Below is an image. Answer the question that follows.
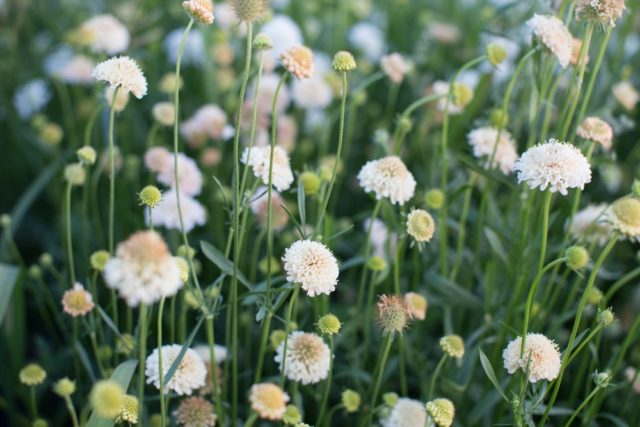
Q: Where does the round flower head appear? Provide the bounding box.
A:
[280,45,314,79]
[242,145,294,192]
[515,139,591,195]
[106,86,130,112]
[144,147,173,174]
[575,0,626,27]
[382,398,426,427]
[53,377,76,397]
[342,389,361,413]
[93,56,148,99]
[139,185,162,208]
[254,33,274,51]
[104,231,183,306]
[612,81,639,111]
[182,0,214,24]
[282,240,339,297]
[77,146,97,165]
[157,152,203,196]
[566,245,590,270]
[569,203,612,246]
[148,189,206,233]
[404,292,427,320]
[357,156,416,205]
[62,283,95,317]
[503,333,561,383]
[527,14,573,68]
[116,395,138,425]
[19,364,46,386]
[90,380,125,419]
[181,104,229,147]
[78,15,130,55]
[91,250,110,271]
[249,383,290,420]
[487,43,507,66]
[377,294,412,336]
[467,127,518,174]
[146,345,207,395]
[380,53,409,84]
[64,164,86,186]
[230,0,269,22]
[283,405,302,424]
[432,81,473,115]
[426,398,455,427]
[153,102,176,127]
[174,396,217,427]
[333,51,357,72]
[607,197,640,241]
[440,335,465,359]
[577,117,613,150]
[317,313,341,335]
[275,331,331,384]
[406,209,435,244]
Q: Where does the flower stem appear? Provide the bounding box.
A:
[279,285,300,387]
[428,354,448,400]
[65,182,75,285]
[157,297,166,427]
[316,335,335,426]
[30,386,37,419]
[562,385,602,427]
[108,86,120,255]
[63,395,80,427]
[137,304,148,424]
[206,315,223,424]
[360,334,394,427]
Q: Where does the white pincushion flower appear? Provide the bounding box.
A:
[503,333,561,383]
[527,14,573,68]
[157,153,203,196]
[93,56,148,99]
[181,104,229,146]
[144,147,173,175]
[275,331,331,384]
[515,139,591,195]
[612,81,639,111]
[80,14,130,55]
[382,398,427,427]
[152,102,176,127]
[576,116,613,150]
[13,79,51,119]
[242,145,294,192]
[194,344,228,365]
[150,189,206,232]
[607,197,640,242]
[467,127,518,174]
[249,383,290,420]
[283,240,339,297]
[56,55,95,85]
[380,53,410,84]
[104,231,183,306]
[569,203,613,246]
[291,76,333,110]
[357,156,416,205]
[145,344,207,395]
[348,22,386,62]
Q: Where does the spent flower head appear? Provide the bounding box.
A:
[230,0,269,23]
[377,294,411,336]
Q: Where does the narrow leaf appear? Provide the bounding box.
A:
[0,263,19,326]
[479,349,508,402]
[201,241,254,290]
[164,316,204,385]
[297,178,306,227]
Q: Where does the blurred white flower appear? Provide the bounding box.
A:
[80,14,130,55]
[382,398,427,427]
[157,152,203,196]
[261,15,303,58]
[13,79,51,119]
[146,345,207,395]
[349,22,386,62]
[150,189,207,232]
[164,27,205,66]
[275,331,331,384]
[291,76,333,110]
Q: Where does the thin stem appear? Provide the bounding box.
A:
[158,297,166,427]
[279,285,300,387]
[244,412,258,427]
[562,385,602,427]
[357,200,383,312]
[30,386,37,419]
[538,191,553,273]
[315,72,349,235]
[63,395,80,427]
[428,354,448,400]
[604,266,640,304]
[206,316,223,424]
[450,174,476,281]
[137,304,148,424]
[108,86,120,255]
[65,182,75,285]
[392,93,446,152]
[316,336,335,426]
[539,235,617,425]
[361,334,394,427]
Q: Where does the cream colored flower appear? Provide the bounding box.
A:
[93,56,147,99]
[79,15,130,55]
[357,156,416,206]
[467,127,518,174]
[612,81,639,111]
[153,102,176,127]
[242,145,294,192]
[406,209,435,243]
[182,0,214,24]
[380,53,410,84]
[275,331,331,384]
[503,333,561,383]
[382,398,426,427]
[150,189,206,233]
[62,283,95,317]
[569,203,613,246]
[527,14,573,68]
[404,292,427,320]
[282,240,339,297]
[174,396,217,427]
[575,0,626,27]
[280,45,314,79]
[146,345,207,395]
[576,117,613,150]
[607,197,640,242]
[426,398,455,427]
[249,383,289,420]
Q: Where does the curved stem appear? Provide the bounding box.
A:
[360,334,394,427]
[604,266,640,305]
[358,200,383,316]
[316,335,335,426]
[428,354,448,400]
[63,395,80,427]
[562,385,602,427]
[450,174,476,281]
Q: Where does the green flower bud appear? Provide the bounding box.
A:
[317,313,341,335]
[253,33,273,51]
[366,255,387,272]
[341,389,361,412]
[332,51,357,72]
[425,189,445,210]
[300,171,322,195]
[53,377,76,397]
[566,245,589,270]
[487,43,507,66]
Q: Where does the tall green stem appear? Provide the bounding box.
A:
[279,285,300,387]
[562,385,602,427]
[108,87,119,255]
[137,304,148,424]
[316,336,335,426]
[428,354,448,400]
[157,297,166,427]
[360,334,394,427]
[65,182,75,285]
[206,316,223,423]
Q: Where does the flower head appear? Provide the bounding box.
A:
[576,117,613,150]
[404,292,427,320]
[139,185,162,208]
[77,146,97,165]
[566,246,590,270]
[254,33,274,51]
[426,398,455,427]
[90,380,125,419]
[148,189,206,233]
[104,231,183,306]
[250,186,289,231]
[341,389,361,413]
[275,332,331,384]
[249,383,289,420]
[182,0,214,24]
[440,335,465,359]
[503,333,561,383]
[317,313,341,335]
[467,127,518,174]
[242,146,294,192]
[19,364,46,386]
[153,102,176,127]
[382,398,426,427]
[381,53,409,84]
[515,139,591,195]
[357,156,416,205]
[230,0,269,22]
[527,14,573,68]
[282,240,339,297]
[377,295,411,336]
[62,283,95,317]
[78,15,130,55]
[575,0,625,27]
[157,152,203,196]
[283,405,302,424]
[569,203,612,246]
[146,345,207,395]
[333,51,357,72]
[116,395,139,425]
[91,250,110,271]
[280,46,314,79]
[406,209,435,244]
[174,396,217,427]
[53,378,76,397]
[64,164,86,186]
[607,197,640,241]
[612,81,639,111]
[93,56,147,99]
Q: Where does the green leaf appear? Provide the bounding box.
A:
[201,241,254,290]
[0,263,19,326]
[297,178,306,227]
[86,359,138,427]
[96,306,123,340]
[484,227,508,265]
[164,316,204,385]
[478,349,508,402]
[424,272,482,308]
